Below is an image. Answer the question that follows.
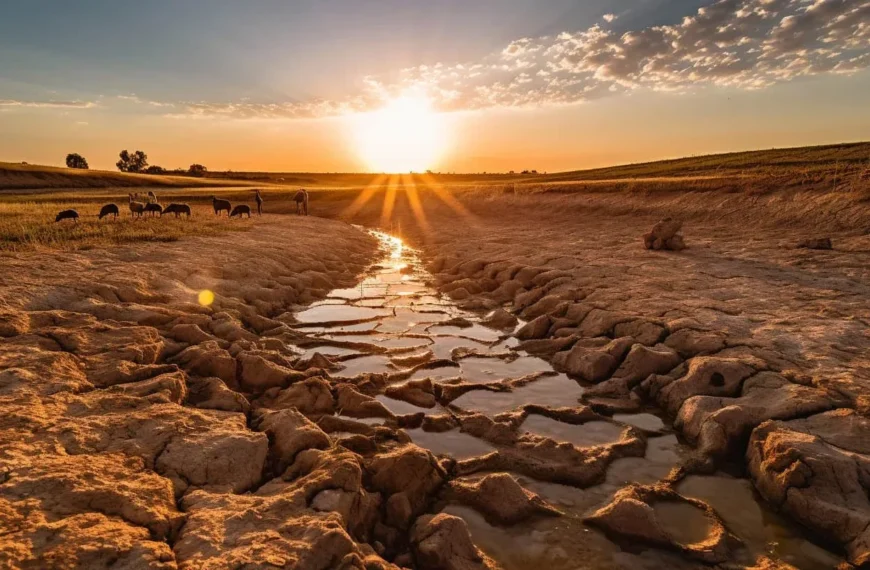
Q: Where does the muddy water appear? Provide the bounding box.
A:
[294,232,842,569]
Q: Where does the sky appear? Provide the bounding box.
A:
[0,0,868,173]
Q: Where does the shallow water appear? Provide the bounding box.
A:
[292,231,839,569]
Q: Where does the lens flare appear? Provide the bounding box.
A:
[198,290,215,306]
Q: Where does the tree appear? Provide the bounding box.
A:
[116,150,148,173]
[188,164,207,177]
[144,165,166,175]
[66,153,89,169]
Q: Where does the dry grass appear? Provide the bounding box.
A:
[0,201,253,252]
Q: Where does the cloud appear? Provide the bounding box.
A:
[148,0,870,120]
[0,99,97,109]
[602,13,618,22]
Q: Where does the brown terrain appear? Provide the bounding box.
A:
[2,142,870,569]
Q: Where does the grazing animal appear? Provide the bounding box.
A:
[230,204,252,218]
[212,196,231,217]
[162,203,191,218]
[294,189,309,215]
[98,203,119,220]
[129,193,146,218]
[147,191,157,204]
[144,203,163,217]
[55,209,79,223]
[254,190,263,215]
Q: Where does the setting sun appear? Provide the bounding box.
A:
[352,95,447,173]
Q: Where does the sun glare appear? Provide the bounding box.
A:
[353,96,447,173]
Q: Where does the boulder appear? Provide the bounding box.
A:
[385,378,437,409]
[515,315,551,341]
[411,514,499,570]
[260,376,336,415]
[481,309,518,330]
[367,445,446,515]
[336,384,394,419]
[449,473,561,524]
[253,407,331,473]
[171,341,237,387]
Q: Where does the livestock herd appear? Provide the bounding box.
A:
[53,189,310,223]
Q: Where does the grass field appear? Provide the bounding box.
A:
[0,202,252,252]
[2,141,868,251]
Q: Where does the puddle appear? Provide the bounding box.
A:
[429,335,492,360]
[460,356,553,383]
[375,395,441,416]
[295,304,391,324]
[652,501,712,545]
[522,415,625,448]
[612,413,665,433]
[299,346,360,358]
[337,355,395,377]
[406,429,496,460]
[451,374,584,414]
[677,475,845,569]
[429,324,502,343]
[606,435,686,488]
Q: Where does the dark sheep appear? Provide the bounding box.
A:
[144,203,163,217]
[212,196,231,217]
[55,209,79,223]
[98,203,119,220]
[230,204,252,218]
[162,203,191,218]
[128,193,145,218]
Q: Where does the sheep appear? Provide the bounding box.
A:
[98,203,120,220]
[212,196,231,217]
[55,209,79,223]
[144,203,163,217]
[294,189,309,215]
[129,193,146,218]
[162,203,191,218]
[147,191,157,204]
[230,204,252,218]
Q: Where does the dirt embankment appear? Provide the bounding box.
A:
[0,216,396,568]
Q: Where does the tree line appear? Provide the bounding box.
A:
[65,151,207,177]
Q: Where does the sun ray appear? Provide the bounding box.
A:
[401,173,430,235]
[418,172,475,221]
[341,174,388,219]
[380,174,399,229]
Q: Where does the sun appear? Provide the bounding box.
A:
[353,95,447,173]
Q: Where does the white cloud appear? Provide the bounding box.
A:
[603,13,618,22]
[0,99,97,109]
[138,0,870,120]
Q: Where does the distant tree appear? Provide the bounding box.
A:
[144,165,166,175]
[521,170,530,174]
[531,170,538,174]
[66,153,89,169]
[116,150,148,173]
[188,163,207,177]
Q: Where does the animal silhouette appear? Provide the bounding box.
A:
[98,203,119,220]
[162,203,191,218]
[230,204,252,218]
[55,209,79,223]
[212,196,231,217]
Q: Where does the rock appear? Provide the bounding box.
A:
[645,356,757,415]
[604,344,682,394]
[676,372,834,459]
[260,376,336,415]
[643,218,686,251]
[448,287,471,301]
[155,426,268,495]
[613,320,666,346]
[367,445,446,515]
[515,315,551,340]
[411,513,499,570]
[187,376,250,413]
[386,491,414,529]
[107,370,188,404]
[385,378,437,408]
[0,512,177,569]
[585,485,729,563]
[521,295,566,320]
[552,338,632,383]
[797,238,833,250]
[294,351,343,372]
[168,323,223,346]
[238,352,307,393]
[747,410,870,566]
[449,473,561,524]
[336,384,394,419]
[664,329,727,358]
[481,309,518,330]
[253,407,331,473]
[391,350,435,368]
[171,341,237,388]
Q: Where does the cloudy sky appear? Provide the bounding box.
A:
[1,0,868,172]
